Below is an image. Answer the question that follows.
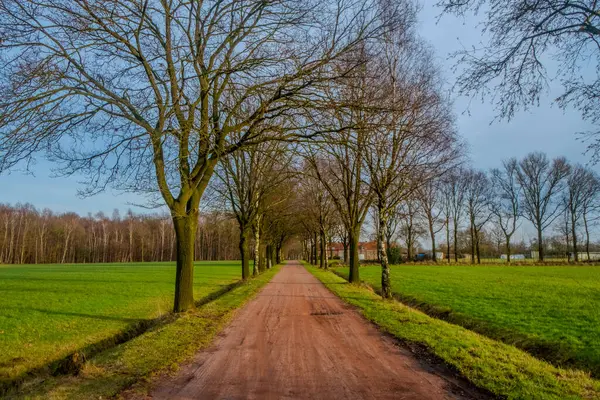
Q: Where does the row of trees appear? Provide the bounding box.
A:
[0,205,241,264]
[368,152,600,264]
[291,2,459,298]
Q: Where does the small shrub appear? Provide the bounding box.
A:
[387,247,402,264]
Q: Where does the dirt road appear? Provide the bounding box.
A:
[151,262,480,400]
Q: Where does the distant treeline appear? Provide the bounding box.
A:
[0,204,240,264]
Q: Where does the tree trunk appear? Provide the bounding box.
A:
[428,215,437,262]
[266,244,272,269]
[406,223,413,261]
[446,216,451,264]
[239,228,251,280]
[537,225,544,262]
[571,210,578,262]
[173,213,198,313]
[343,241,349,265]
[376,219,382,262]
[348,226,360,283]
[475,229,481,264]
[61,230,71,264]
[584,212,591,260]
[276,242,282,264]
[253,218,261,276]
[323,234,329,269]
[505,236,511,263]
[453,222,459,262]
[378,204,391,299]
[319,230,325,268]
[470,219,476,265]
[313,231,318,265]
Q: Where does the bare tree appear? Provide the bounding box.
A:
[397,199,425,261]
[565,164,600,261]
[362,11,457,296]
[304,53,376,283]
[581,171,600,259]
[444,169,468,262]
[299,166,337,269]
[490,159,520,263]
[416,179,446,262]
[464,169,492,264]
[216,139,293,278]
[438,0,600,161]
[516,152,570,261]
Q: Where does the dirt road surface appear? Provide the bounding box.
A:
[150,262,482,400]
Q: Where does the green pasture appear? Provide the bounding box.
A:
[0,261,243,386]
[335,264,600,376]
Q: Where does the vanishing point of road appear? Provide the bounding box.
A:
[150,261,484,400]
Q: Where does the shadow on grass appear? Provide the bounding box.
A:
[0,281,242,396]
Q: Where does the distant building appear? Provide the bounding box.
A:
[328,241,378,261]
[358,241,378,260]
[500,254,526,260]
[569,252,600,262]
[416,252,445,261]
[329,242,345,259]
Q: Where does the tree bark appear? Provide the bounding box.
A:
[584,212,591,260]
[571,210,578,262]
[453,222,459,262]
[319,230,326,268]
[266,245,272,269]
[428,215,437,262]
[470,219,476,265]
[348,226,360,283]
[377,205,391,299]
[253,217,261,276]
[475,230,481,264]
[446,216,451,264]
[276,242,282,264]
[537,224,544,262]
[505,237,512,263]
[173,213,198,313]
[343,240,349,265]
[313,231,318,265]
[239,228,251,280]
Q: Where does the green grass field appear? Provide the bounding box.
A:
[0,261,244,387]
[335,264,600,376]
[308,264,600,400]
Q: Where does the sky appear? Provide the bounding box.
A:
[0,2,597,219]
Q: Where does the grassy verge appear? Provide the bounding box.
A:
[334,264,600,377]
[305,264,600,400]
[9,264,281,400]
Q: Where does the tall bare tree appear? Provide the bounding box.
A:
[464,169,492,264]
[565,164,600,261]
[397,199,425,261]
[489,159,520,262]
[361,0,457,296]
[216,139,293,278]
[444,169,468,262]
[416,179,446,262]
[581,171,600,259]
[516,152,570,261]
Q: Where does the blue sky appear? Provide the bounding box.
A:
[0,2,596,217]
